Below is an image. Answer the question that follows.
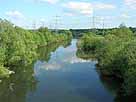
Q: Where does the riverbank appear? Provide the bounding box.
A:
[0,19,72,78]
[77,27,136,96]
[0,39,117,102]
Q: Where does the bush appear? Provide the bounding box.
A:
[0,19,72,78]
[77,27,136,96]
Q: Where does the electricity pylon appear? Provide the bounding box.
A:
[54,15,61,33]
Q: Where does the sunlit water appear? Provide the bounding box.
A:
[27,39,115,102]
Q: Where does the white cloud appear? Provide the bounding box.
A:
[5,10,29,28]
[121,13,130,19]
[124,0,136,9]
[35,0,59,4]
[39,18,46,22]
[94,3,116,9]
[40,57,91,71]
[62,1,93,16]
[62,1,116,16]
[43,63,61,71]
[6,10,24,19]
[69,57,90,64]
[64,12,75,16]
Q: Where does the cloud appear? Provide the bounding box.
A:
[35,0,59,4]
[5,10,29,28]
[38,57,90,71]
[6,10,24,19]
[39,18,46,23]
[63,55,91,64]
[43,63,61,71]
[121,13,131,19]
[62,1,93,16]
[124,0,136,9]
[64,12,75,16]
[94,3,116,10]
[62,1,116,16]
[69,57,90,64]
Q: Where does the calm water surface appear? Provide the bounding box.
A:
[0,39,120,102]
[29,39,116,102]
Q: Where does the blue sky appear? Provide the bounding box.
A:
[1,0,136,29]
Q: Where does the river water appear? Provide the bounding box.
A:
[0,39,121,102]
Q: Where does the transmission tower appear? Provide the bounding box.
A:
[101,17,105,35]
[40,20,45,27]
[32,20,36,30]
[49,23,52,30]
[54,15,61,33]
[92,12,96,33]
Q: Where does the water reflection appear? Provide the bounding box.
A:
[32,39,114,102]
[76,41,136,102]
[35,40,92,72]
[0,39,133,102]
[0,40,71,102]
[0,64,37,102]
[99,74,136,102]
[37,40,71,62]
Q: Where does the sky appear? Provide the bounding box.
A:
[1,0,136,29]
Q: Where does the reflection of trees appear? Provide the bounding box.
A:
[37,40,71,62]
[98,71,121,95]
[77,46,136,102]
[62,39,71,48]
[0,64,37,102]
[97,69,136,102]
[76,49,96,60]
[0,35,72,102]
[37,44,59,62]
[114,94,136,102]
[0,39,72,102]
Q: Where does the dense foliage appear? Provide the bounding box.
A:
[0,19,72,78]
[70,26,136,38]
[77,26,136,96]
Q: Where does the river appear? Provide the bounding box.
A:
[0,39,121,102]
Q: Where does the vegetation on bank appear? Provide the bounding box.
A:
[77,26,136,96]
[70,26,136,38]
[0,39,71,101]
[0,19,72,78]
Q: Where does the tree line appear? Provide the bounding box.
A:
[71,26,136,38]
[77,25,136,96]
[0,19,72,78]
